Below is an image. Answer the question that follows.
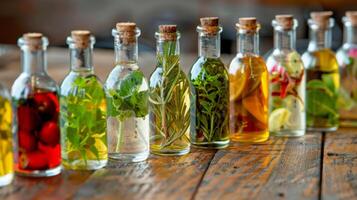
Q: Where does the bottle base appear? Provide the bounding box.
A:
[191,140,229,149]
[109,151,149,162]
[15,166,61,177]
[150,147,190,156]
[307,126,338,132]
[62,160,108,170]
[0,173,14,187]
[230,131,269,143]
[339,119,357,128]
[270,129,305,137]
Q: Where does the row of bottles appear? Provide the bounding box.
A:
[0,11,356,186]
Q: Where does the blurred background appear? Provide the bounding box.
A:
[0,0,356,56]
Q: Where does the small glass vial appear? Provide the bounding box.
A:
[302,11,339,131]
[60,30,108,170]
[266,15,306,136]
[229,18,269,143]
[0,83,13,186]
[149,25,191,155]
[11,33,61,177]
[336,11,357,127]
[105,22,149,162]
[189,17,229,148]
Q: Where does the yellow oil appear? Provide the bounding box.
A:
[229,55,269,143]
[0,97,13,178]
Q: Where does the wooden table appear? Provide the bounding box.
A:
[0,47,356,200]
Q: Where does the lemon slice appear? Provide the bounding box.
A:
[269,108,291,132]
[284,52,304,78]
[229,70,247,101]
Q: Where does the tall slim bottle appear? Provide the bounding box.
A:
[189,17,229,148]
[302,11,339,131]
[229,18,269,143]
[105,22,149,162]
[149,25,190,155]
[60,30,108,170]
[12,33,61,177]
[336,11,357,127]
[0,84,13,186]
[266,15,306,136]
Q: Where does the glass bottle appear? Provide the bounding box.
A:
[0,83,13,186]
[302,11,339,131]
[266,15,306,136]
[105,23,149,162]
[60,30,108,170]
[11,33,61,177]
[189,17,229,148]
[336,11,357,127]
[149,25,190,155]
[229,18,269,143]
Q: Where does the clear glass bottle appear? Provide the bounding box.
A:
[302,11,339,131]
[336,11,357,127]
[0,83,13,186]
[105,23,149,162]
[189,17,229,148]
[149,25,190,155]
[266,15,306,136]
[229,18,269,143]
[11,33,61,177]
[60,30,108,170]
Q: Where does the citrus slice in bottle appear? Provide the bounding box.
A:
[229,69,247,101]
[269,108,291,132]
[242,88,267,124]
[284,51,304,78]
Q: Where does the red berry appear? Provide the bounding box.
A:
[38,121,60,146]
[34,92,58,121]
[18,106,40,131]
[38,143,61,168]
[26,151,49,170]
[18,130,37,151]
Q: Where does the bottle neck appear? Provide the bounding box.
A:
[156,39,180,57]
[274,29,295,51]
[198,31,220,58]
[344,25,357,45]
[70,47,93,72]
[21,49,47,75]
[308,27,332,50]
[237,31,259,55]
[114,38,138,65]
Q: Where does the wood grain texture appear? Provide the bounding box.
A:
[322,128,357,200]
[0,170,93,200]
[73,148,216,200]
[194,133,322,200]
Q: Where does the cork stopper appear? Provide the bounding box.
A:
[23,33,44,50]
[71,30,91,49]
[200,17,220,34]
[310,11,333,28]
[346,11,357,26]
[275,15,294,30]
[158,25,177,41]
[116,22,137,44]
[236,17,260,32]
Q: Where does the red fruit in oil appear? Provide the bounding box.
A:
[39,121,60,146]
[18,106,40,131]
[18,130,37,151]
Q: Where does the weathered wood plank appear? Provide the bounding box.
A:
[73,148,216,200]
[322,128,357,200]
[194,133,322,200]
[0,170,93,200]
